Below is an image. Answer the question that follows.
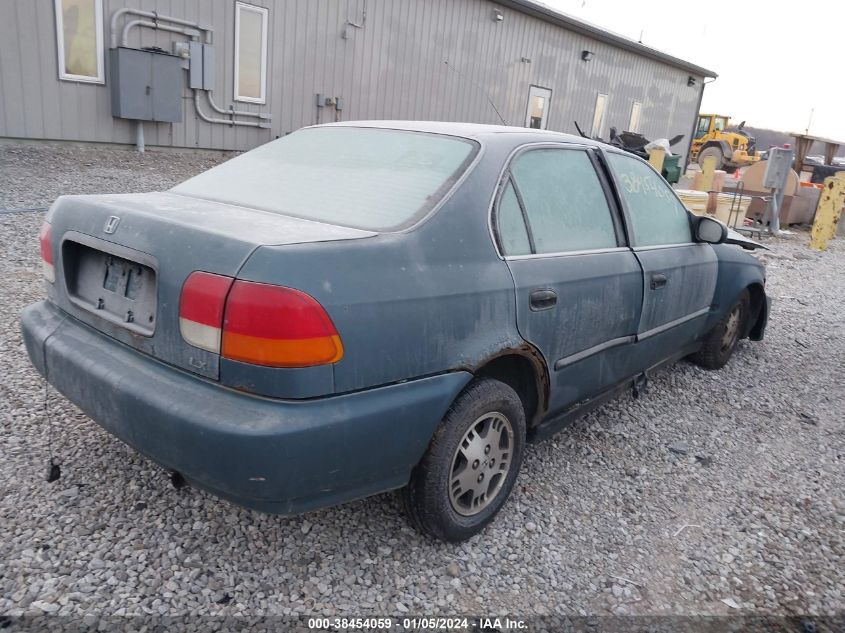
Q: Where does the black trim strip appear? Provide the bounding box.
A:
[636,307,710,341]
[508,175,537,254]
[554,335,635,371]
[553,307,711,370]
[587,149,627,247]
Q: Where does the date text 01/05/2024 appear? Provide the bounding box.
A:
[306,617,528,630]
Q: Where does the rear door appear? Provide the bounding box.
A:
[604,150,717,368]
[494,144,643,415]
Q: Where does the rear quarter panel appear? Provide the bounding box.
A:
[235,144,524,394]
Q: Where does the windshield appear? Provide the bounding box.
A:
[172,127,479,231]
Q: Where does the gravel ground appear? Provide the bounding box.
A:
[0,144,231,210]
[1,145,844,622]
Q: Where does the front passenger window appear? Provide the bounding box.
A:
[606,152,692,247]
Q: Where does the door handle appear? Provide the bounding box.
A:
[650,273,668,290]
[529,289,557,311]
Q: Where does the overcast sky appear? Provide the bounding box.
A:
[543,0,844,141]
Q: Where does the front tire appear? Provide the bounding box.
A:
[691,290,749,370]
[698,146,724,171]
[402,378,526,542]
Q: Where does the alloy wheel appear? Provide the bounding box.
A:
[448,412,514,516]
[721,304,742,352]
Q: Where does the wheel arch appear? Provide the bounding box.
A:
[701,140,732,160]
[744,282,766,339]
[708,245,767,336]
[472,346,549,428]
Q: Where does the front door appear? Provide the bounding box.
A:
[494,145,643,414]
[604,150,718,369]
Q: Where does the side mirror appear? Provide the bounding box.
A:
[695,215,728,244]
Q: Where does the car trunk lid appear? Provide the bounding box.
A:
[46,192,374,380]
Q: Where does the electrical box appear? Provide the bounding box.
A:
[172,42,191,69]
[188,42,215,90]
[763,147,795,190]
[109,47,183,123]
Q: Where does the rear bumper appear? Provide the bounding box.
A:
[21,300,471,515]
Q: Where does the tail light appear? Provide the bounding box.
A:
[222,281,344,367]
[179,272,234,354]
[39,222,55,283]
[179,273,343,367]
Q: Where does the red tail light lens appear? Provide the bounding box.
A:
[221,281,344,368]
[179,273,344,368]
[179,272,234,353]
[39,222,55,283]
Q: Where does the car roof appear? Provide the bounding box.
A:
[317,120,604,147]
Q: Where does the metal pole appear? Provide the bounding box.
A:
[810,175,845,250]
[136,120,145,153]
[768,191,780,236]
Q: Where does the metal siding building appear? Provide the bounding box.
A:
[0,0,714,160]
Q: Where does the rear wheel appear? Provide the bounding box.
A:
[698,146,724,171]
[402,378,526,542]
[691,290,749,370]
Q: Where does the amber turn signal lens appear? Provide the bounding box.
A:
[221,280,343,368]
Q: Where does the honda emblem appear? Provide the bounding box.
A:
[103,216,120,234]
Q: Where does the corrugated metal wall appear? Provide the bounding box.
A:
[0,0,705,159]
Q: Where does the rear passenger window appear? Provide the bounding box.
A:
[507,149,618,254]
[496,181,532,256]
[606,152,692,247]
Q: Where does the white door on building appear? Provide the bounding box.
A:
[629,101,642,133]
[525,86,552,129]
[592,93,608,138]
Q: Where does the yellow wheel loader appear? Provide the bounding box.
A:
[690,114,760,174]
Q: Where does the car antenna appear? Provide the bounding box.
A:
[573,121,590,139]
[44,379,61,483]
[443,60,508,126]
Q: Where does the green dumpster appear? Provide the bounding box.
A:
[662,155,682,184]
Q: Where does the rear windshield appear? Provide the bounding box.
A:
[172,127,478,231]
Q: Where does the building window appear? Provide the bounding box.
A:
[54,0,104,83]
[234,2,269,103]
[525,86,552,130]
[591,93,608,138]
[629,101,642,134]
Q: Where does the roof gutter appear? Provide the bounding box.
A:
[495,0,718,78]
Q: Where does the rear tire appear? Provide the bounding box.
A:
[691,290,749,370]
[402,378,526,542]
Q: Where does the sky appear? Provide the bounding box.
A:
[542,0,845,141]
